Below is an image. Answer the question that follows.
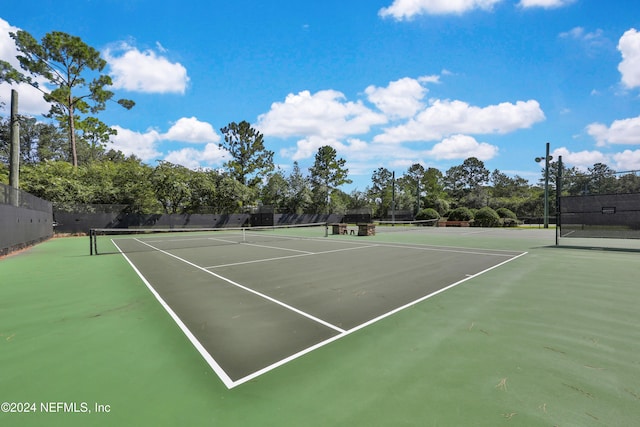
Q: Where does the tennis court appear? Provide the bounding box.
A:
[3,225,640,426]
[94,225,525,388]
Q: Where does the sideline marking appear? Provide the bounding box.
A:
[132,238,346,335]
[230,250,529,388]
[111,239,235,388]
[116,236,527,389]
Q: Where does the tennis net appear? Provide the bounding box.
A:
[376,219,438,231]
[89,222,329,255]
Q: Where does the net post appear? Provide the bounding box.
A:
[324,222,329,237]
[89,229,94,255]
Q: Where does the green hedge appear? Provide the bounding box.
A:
[473,207,500,227]
[447,207,474,221]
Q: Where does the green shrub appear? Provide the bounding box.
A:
[473,207,500,227]
[496,207,517,220]
[415,208,440,225]
[447,207,474,221]
[432,199,450,216]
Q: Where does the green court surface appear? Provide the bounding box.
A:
[1,227,639,426]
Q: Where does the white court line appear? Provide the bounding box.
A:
[207,237,241,244]
[132,238,346,336]
[310,234,524,256]
[111,239,235,388]
[205,244,378,269]
[116,236,528,389]
[240,242,314,254]
[367,242,517,258]
[229,250,530,388]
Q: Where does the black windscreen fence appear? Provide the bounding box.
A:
[559,193,640,240]
[1,183,53,256]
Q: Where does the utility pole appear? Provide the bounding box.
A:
[9,89,20,206]
[416,177,421,217]
[391,171,396,224]
[556,155,563,245]
[535,142,552,229]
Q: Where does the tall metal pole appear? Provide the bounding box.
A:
[9,89,19,187]
[556,155,563,245]
[544,142,550,229]
[9,89,20,206]
[391,171,396,224]
[416,177,420,217]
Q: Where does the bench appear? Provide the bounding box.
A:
[357,223,376,236]
[331,223,348,235]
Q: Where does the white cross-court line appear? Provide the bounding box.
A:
[132,238,347,334]
[240,242,314,254]
[205,244,378,269]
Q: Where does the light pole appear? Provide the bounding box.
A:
[391,171,396,224]
[535,142,553,228]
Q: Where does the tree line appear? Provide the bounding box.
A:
[2,113,639,219]
[2,28,640,220]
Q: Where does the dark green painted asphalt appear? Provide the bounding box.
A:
[2,229,639,426]
[113,235,523,383]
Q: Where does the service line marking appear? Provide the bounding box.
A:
[132,238,346,335]
[205,244,377,269]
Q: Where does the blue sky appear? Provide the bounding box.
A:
[2,0,640,191]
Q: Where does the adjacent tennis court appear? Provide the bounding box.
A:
[92,224,525,388]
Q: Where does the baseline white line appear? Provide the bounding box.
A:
[205,245,378,269]
[115,235,528,389]
[367,242,517,257]
[110,239,235,389]
[133,238,346,335]
[207,237,241,244]
[240,242,314,254]
[325,235,523,256]
[344,251,529,336]
[226,250,530,388]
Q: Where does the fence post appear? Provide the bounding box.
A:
[9,89,20,207]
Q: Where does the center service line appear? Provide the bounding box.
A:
[132,238,347,334]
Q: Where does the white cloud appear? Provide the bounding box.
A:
[587,115,640,146]
[109,117,224,167]
[365,76,434,119]
[550,147,640,172]
[612,150,640,171]
[256,89,387,139]
[0,81,50,116]
[618,28,640,89]
[0,18,50,115]
[162,117,220,143]
[559,27,603,42]
[108,126,163,161]
[104,43,189,94]
[164,143,228,168]
[518,0,575,8]
[559,27,607,55]
[551,147,608,171]
[427,134,498,160]
[379,0,502,19]
[281,136,371,161]
[374,99,545,143]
